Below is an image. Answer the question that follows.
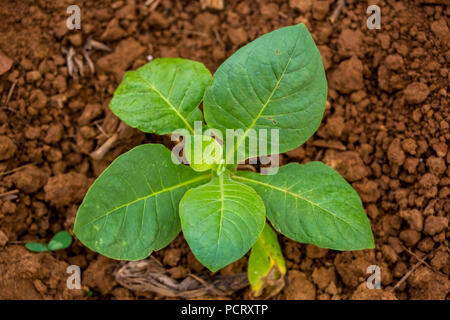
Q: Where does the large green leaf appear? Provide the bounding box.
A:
[248,223,286,298]
[204,24,327,162]
[234,162,374,250]
[179,173,266,271]
[110,58,212,135]
[74,144,210,260]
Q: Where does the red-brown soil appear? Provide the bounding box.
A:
[0,0,448,300]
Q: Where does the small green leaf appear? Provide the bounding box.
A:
[48,231,72,251]
[110,58,212,135]
[248,223,286,298]
[204,24,327,162]
[25,242,49,252]
[180,173,266,272]
[184,135,223,172]
[74,144,211,260]
[234,162,374,251]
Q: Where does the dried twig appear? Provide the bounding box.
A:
[5,79,18,107]
[187,273,226,296]
[62,47,77,80]
[82,48,95,75]
[85,37,112,52]
[115,259,248,298]
[148,0,161,11]
[401,245,445,277]
[90,133,119,160]
[0,163,35,177]
[73,56,85,77]
[391,252,432,292]
[0,189,19,199]
[90,123,127,160]
[329,0,346,24]
[213,29,225,49]
[64,37,111,80]
[0,106,17,113]
[94,121,110,138]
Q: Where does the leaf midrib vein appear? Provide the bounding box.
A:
[217,174,225,248]
[80,174,210,228]
[227,35,300,163]
[232,175,356,228]
[136,72,195,134]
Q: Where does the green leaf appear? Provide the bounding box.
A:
[184,135,223,172]
[248,223,286,298]
[110,58,212,135]
[74,144,211,260]
[48,231,72,251]
[179,173,266,272]
[25,242,49,252]
[204,24,327,162]
[234,162,374,251]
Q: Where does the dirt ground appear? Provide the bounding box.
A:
[0,0,448,300]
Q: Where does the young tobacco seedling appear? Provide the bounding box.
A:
[26,231,73,253]
[74,24,374,296]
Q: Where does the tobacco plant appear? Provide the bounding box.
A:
[74,24,374,296]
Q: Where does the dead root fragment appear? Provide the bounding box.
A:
[390,252,432,292]
[114,259,249,298]
[82,48,95,75]
[5,79,18,107]
[329,0,346,24]
[73,55,85,77]
[0,189,19,201]
[0,162,36,177]
[90,133,119,160]
[84,37,112,52]
[62,47,79,81]
[145,0,161,11]
[63,37,111,80]
[89,122,127,160]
